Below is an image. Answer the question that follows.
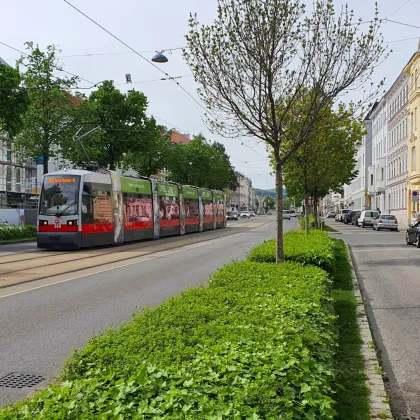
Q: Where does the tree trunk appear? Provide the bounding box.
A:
[43,147,49,175]
[314,197,319,228]
[275,162,284,263]
[304,194,310,234]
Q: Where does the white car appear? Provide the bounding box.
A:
[282,210,291,220]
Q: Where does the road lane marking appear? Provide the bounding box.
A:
[0,228,262,299]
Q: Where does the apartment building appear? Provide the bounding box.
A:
[228,172,256,211]
[369,96,387,213]
[404,41,420,223]
[386,72,409,226]
[343,104,375,212]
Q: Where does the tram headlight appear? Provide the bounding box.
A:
[39,220,48,226]
[67,220,78,226]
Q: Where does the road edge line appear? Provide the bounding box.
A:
[346,244,393,420]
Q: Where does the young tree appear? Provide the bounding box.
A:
[61,82,151,170]
[15,43,79,174]
[263,195,275,212]
[184,0,386,261]
[282,105,363,232]
[0,63,28,136]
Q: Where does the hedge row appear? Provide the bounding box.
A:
[248,230,336,273]
[0,225,37,241]
[1,261,337,419]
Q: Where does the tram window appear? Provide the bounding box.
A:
[123,192,153,222]
[82,184,93,224]
[93,189,113,224]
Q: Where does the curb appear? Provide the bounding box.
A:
[346,244,393,420]
[0,238,36,246]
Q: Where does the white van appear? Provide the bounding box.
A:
[358,210,379,228]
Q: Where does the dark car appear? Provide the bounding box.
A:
[406,221,420,247]
[351,211,361,226]
[343,210,358,225]
[227,211,239,220]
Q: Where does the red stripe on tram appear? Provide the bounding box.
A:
[82,223,114,234]
[124,221,154,230]
[160,219,180,227]
[38,225,79,233]
[185,218,200,225]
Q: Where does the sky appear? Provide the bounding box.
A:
[1,0,420,189]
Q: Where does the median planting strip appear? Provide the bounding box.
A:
[0,225,37,242]
[0,229,376,418]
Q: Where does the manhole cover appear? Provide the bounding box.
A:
[0,372,45,389]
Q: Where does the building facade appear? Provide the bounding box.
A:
[228,172,256,211]
[386,72,409,226]
[343,105,375,212]
[369,96,387,214]
[404,42,420,223]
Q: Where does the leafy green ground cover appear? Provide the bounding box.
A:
[248,230,335,273]
[1,260,337,419]
[0,230,369,419]
[0,225,36,241]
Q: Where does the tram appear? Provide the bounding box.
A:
[37,169,226,249]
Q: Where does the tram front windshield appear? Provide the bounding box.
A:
[39,176,80,217]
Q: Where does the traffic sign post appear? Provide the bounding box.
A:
[412,190,419,203]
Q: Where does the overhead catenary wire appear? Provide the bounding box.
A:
[63,0,210,117]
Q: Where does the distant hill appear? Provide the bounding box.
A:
[254,188,286,198]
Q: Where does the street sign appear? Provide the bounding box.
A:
[412,190,419,203]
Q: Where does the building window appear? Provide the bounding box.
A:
[381,167,384,180]
[413,146,417,171]
[370,174,373,186]
[15,168,21,193]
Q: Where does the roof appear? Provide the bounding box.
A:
[170,131,190,144]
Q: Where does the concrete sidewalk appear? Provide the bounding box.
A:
[326,218,420,418]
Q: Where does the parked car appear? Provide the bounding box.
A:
[338,209,351,222]
[282,210,291,220]
[267,211,273,215]
[250,212,256,217]
[343,210,358,225]
[406,221,420,247]
[335,213,341,221]
[289,210,296,217]
[351,211,361,226]
[358,210,380,228]
[240,211,251,219]
[326,211,336,218]
[295,211,301,216]
[227,211,239,220]
[372,214,399,231]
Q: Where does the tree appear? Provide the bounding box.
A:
[122,119,171,177]
[263,195,275,212]
[282,103,363,232]
[61,82,151,170]
[15,43,78,174]
[167,134,238,190]
[184,0,386,261]
[0,63,28,136]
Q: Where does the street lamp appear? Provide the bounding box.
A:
[152,51,169,63]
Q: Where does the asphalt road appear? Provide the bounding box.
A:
[327,219,420,418]
[0,217,295,405]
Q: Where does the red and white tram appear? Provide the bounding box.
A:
[37,169,226,249]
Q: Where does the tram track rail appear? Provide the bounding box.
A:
[0,222,270,290]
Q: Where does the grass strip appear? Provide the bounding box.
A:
[331,239,370,420]
[298,215,338,232]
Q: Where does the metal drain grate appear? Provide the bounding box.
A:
[0,372,45,389]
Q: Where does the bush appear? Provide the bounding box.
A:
[1,261,337,419]
[248,230,336,273]
[0,225,37,241]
